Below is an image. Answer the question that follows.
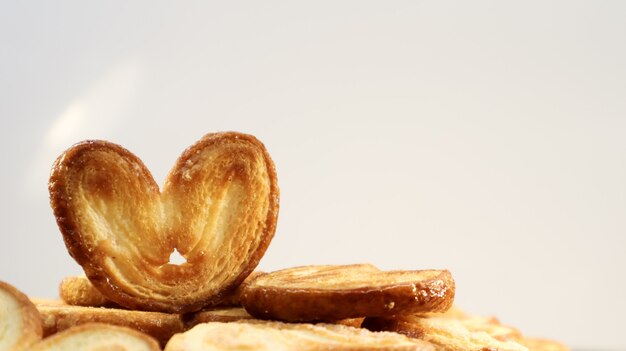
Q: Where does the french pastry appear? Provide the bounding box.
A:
[58,271,265,308]
[416,306,523,342]
[0,281,43,351]
[58,276,114,307]
[29,323,160,351]
[240,264,455,322]
[35,299,184,346]
[48,132,279,313]
[460,315,522,342]
[371,307,570,350]
[3,130,566,350]
[164,320,435,351]
[185,306,253,327]
[362,314,528,351]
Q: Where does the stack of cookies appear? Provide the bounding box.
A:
[0,132,568,351]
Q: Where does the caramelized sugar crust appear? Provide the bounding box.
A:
[29,323,160,351]
[49,132,279,313]
[164,320,434,351]
[240,264,455,322]
[0,281,43,351]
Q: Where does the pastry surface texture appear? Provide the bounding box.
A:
[164,320,434,351]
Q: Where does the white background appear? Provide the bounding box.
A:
[1,1,625,349]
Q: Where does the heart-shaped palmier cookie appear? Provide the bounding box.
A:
[49,132,279,313]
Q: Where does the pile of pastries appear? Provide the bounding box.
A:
[0,132,568,350]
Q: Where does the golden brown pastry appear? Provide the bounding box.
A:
[164,320,434,351]
[363,314,527,351]
[416,305,468,320]
[331,318,365,328]
[240,264,455,322]
[48,132,279,313]
[210,271,266,307]
[185,306,365,329]
[185,306,254,327]
[34,299,184,346]
[58,276,112,307]
[0,281,43,351]
[59,271,265,309]
[461,315,522,342]
[29,323,160,351]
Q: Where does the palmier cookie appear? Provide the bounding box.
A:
[49,132,279,313]
[185,306,364,329]
[165,320,434,351]
[0,281,43,351]
[185,306,253,328]
[240,264,455,322]
[58,276,113,307]
[29,323,160,351]
[363,314,527,351]
[35,298,184,346]
[59,271,265,308]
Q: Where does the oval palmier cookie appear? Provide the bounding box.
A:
[0,281,43,351]
[58,271,265,308]
[49,132,279,313]
[29,323,160,351]
[184,306,364,329]
[58,276,112,307]
[164,320,434,351]
[363,314,528,351]
[185,306,254,328]
[240,264,455,322]
[34,299,184,346]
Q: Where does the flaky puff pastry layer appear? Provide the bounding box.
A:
[49,132,279,313]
